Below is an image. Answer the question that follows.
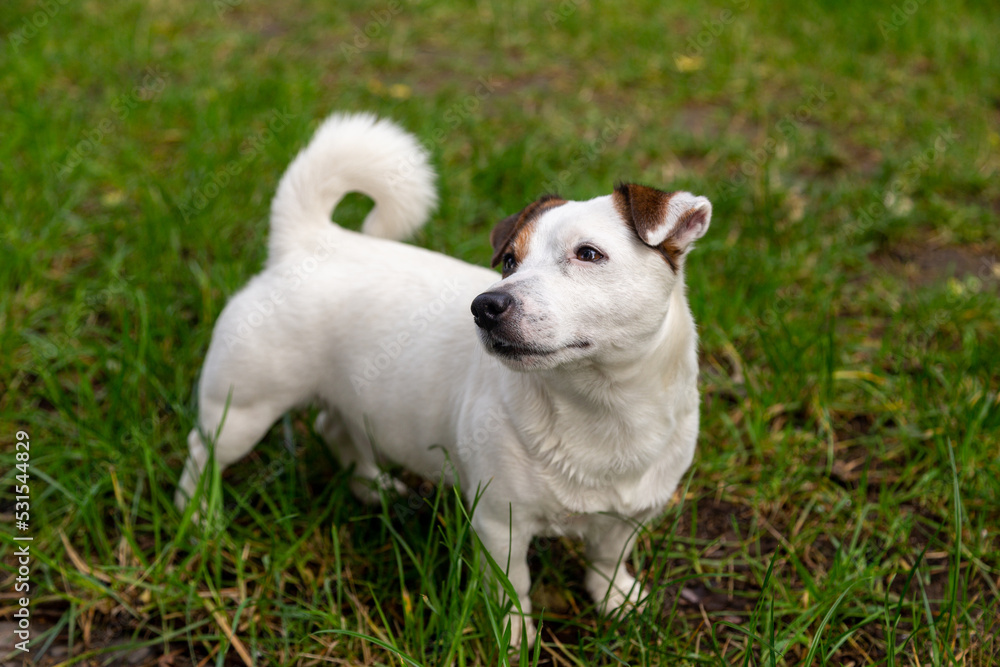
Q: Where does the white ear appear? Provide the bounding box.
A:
[653,192,711,250]
[613,183,712,254]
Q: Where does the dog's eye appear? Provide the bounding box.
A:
[502,253,517,275]
[575,246,604,262]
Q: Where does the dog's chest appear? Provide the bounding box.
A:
[526,401,697,523]
[547,468,660,515]
[540,508,592,538]
[531,408,692,501]
[536,477,660,538]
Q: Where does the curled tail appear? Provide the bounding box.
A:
[268,112,437,263]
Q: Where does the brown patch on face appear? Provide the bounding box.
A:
[613,182,684,272]
[490,194,567,270]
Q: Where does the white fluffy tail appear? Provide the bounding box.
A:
[268,112,437,263]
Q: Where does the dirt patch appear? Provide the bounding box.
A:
[872,241,1000,288]
[0,613,168,667]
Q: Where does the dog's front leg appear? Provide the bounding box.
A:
[473,509,536,648]
[584,515,647,616]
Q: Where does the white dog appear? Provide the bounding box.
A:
[175,112,711,646]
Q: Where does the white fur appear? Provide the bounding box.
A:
[268,112,437,262]
[642,192,712,247]
[175,112,710,648]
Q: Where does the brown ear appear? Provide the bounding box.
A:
[489,212,522,267]
[489,194,567,267]
[613,182,712,270]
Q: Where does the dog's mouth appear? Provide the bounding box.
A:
[484,335,591,359]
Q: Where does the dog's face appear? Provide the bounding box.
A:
[472,183,712,371]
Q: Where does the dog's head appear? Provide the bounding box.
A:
[471,182,711,370]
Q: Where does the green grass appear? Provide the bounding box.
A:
[2,0,999,664]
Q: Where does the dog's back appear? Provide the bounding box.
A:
[176,113,484,509]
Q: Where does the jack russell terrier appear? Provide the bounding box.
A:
[175,112,711,647]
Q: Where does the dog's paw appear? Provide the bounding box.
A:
[505,613,536,651]
[349,472,409,505]
[598,585,647,617]
[174,492,226,533]
[586,571,647,617]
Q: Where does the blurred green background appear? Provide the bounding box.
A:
[1,0,998,665]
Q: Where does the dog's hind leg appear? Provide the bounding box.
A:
[314,409,346,446]
[175,394,289,519]
[320,418,407,504]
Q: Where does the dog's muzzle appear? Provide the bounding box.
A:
[471,291,514,332]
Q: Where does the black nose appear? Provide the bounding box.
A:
[471,292,514,331]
